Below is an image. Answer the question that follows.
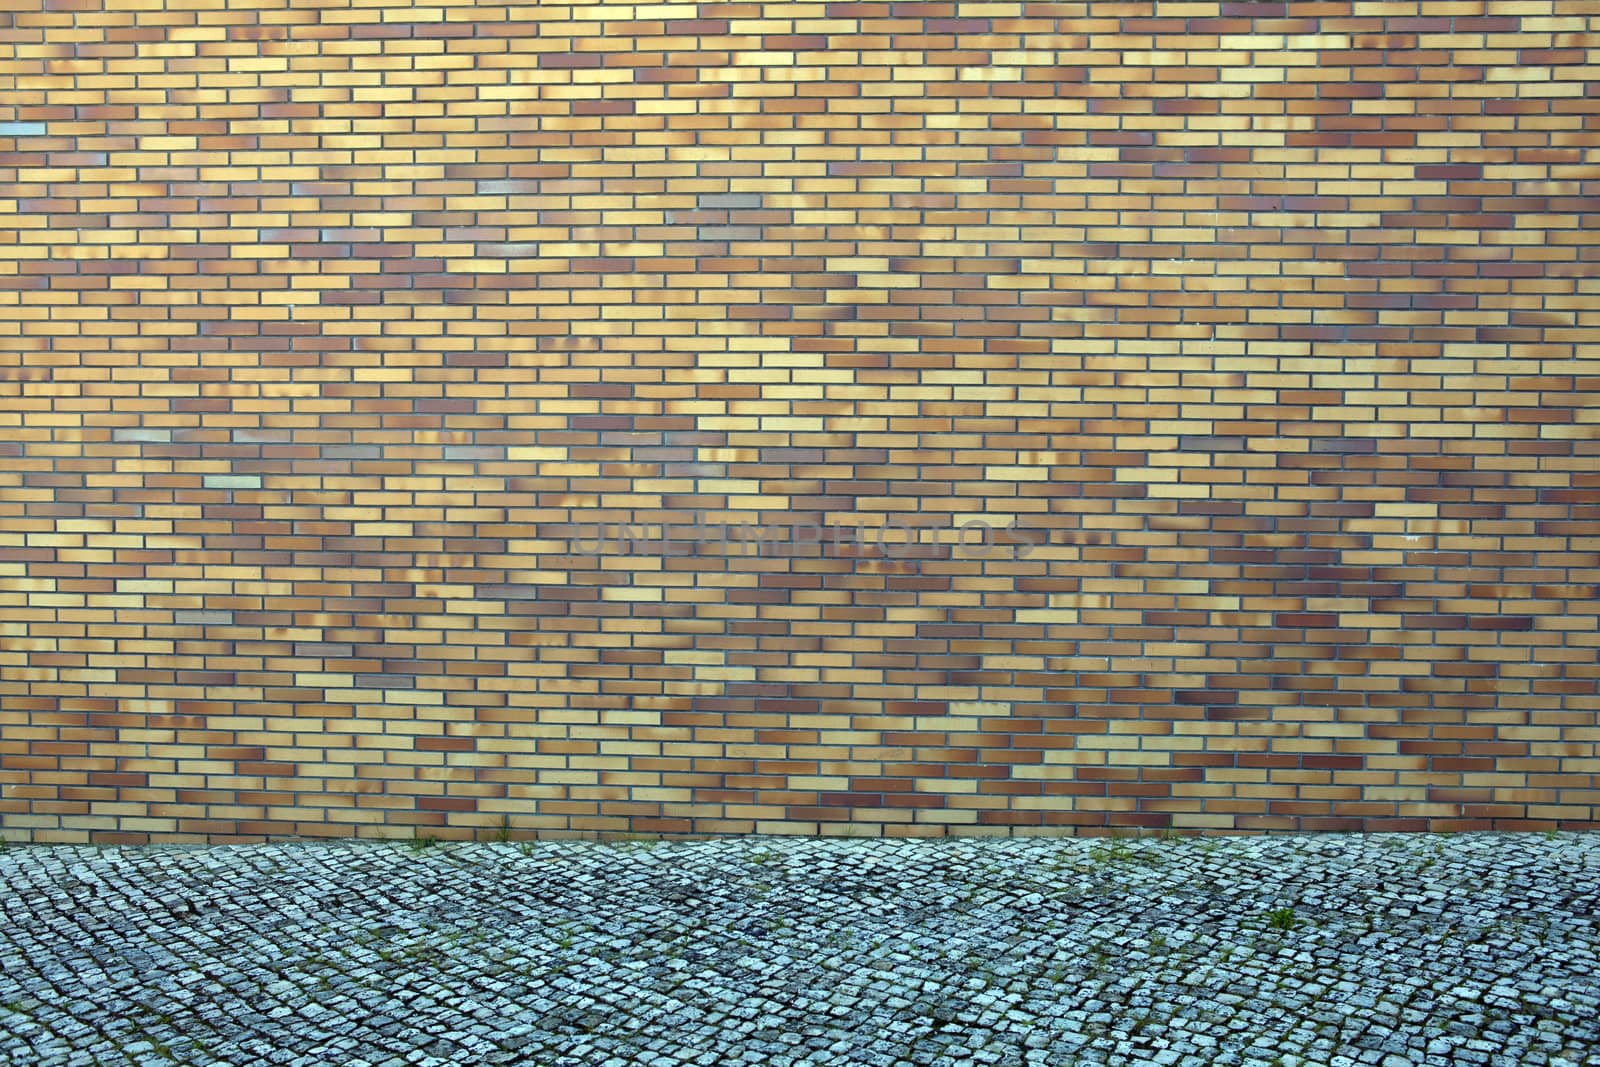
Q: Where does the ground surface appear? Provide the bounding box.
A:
[0,833,1596,1067]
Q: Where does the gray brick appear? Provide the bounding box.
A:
[1178,435,1246,453]
[696,193,764,210]
[174,610,234,625]
[112,428,175,444]
[476,179,541,194]
[350,673,417,690]
[444,445,506,461]
[295,642,354,657]
[698,225,764,241]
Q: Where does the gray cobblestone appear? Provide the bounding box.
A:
[0,833,1596,1065]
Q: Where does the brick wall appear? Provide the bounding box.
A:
[2,1,1597,843]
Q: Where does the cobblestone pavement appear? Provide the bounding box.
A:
[1,833,1596,1067]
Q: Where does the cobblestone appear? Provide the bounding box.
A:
[0,833,1596,1065]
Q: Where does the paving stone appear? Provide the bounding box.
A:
[0,834,1595,1065]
